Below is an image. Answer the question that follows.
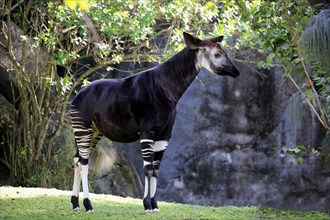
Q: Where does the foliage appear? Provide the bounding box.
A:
[215,0,329,132]
[0,0,72,186]
[212,0,330,163]
[215,0,330,136]
[299,8,330,69]
[285,145,318,164]
[1,187,329,220]
[47,0,219,70]
[320,132,330,164]
[299,8,330,122]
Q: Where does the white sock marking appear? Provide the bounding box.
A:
[81,164,90,199]
[150,176,157,198]
[72,158,81,197]
[143,176,149,199]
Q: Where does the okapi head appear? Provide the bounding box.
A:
[183,32,240,78]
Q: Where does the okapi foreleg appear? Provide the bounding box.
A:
[150,141,168,212]
[140,139,155,214]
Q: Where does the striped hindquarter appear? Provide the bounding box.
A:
[71,107,102,162]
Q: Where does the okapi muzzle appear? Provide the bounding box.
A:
[213,59,240,78]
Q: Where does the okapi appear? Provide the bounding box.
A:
[70,32,239,214]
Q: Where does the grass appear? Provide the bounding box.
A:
[0,187,329,219]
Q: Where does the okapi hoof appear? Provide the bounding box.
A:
[83,198,94,213]
[151,198,159,211]
[73,206,81,211]
[71,196,80,211]
[144,209,152,214]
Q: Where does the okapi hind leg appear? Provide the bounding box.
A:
[71,108,102,213]
[150,140,168,212]
[81,163,93,213]
[71,151,81,211]
[71,124,94,212]
[80,130,102,213]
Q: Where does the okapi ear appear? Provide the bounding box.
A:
[210,36,224,43]
[183,32,202,49]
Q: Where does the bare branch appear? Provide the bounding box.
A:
[287,73,330,130]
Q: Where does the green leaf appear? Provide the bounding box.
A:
[283,67,292,77]
[297,145,307,156]
[305,89,314,102]
[82,79,90,88]
[296,157,304,164]
[266,53,276,65]
[287,148,301,154]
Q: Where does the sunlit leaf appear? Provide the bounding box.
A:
[64,0,89,11]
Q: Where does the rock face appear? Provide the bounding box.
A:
[89,139,143,198]
[156,63,329,211]
[99,61,329,211]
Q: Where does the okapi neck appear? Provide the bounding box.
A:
[157,48,199,101]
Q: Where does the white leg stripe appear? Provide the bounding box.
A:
[72,159,81,197]
[71,116,84,120]
[143,176,149,199]
[143,160,152,166]
[81,164,90,199]
[150,176,157,198]
[73,128,93,133]
[140,139,154,143]
[154,141,168,152]
[142,149,154,157]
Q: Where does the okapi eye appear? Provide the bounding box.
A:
[214,53,221,59]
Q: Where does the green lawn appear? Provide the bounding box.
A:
[0,187,329,219]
